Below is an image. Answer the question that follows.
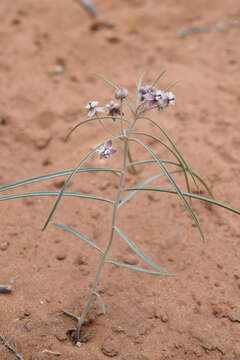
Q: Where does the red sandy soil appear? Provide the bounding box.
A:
[1,0,240,359]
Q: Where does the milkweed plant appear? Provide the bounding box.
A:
[1,72,240,346]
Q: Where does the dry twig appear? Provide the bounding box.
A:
[0,285,12,293]
[0,334,24,360]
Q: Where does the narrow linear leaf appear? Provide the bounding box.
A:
[65,116,129,141]
[93,292,106,314]
[164,79,181,92]
[129,137,205,240]
[151,70,166,88]
[119,170,182,208]
[138,116,199,193]
[123,187,240,215]
[0,167,120,193]
[137,71,146,90]
[42,135,123,231]
[136,71,146,107]
[93,73,119,89]
[61,309,79,321]
[127,159,213,198]
[53,223,104,254]
[0,191,114,204]
[115,226,166,273]
[105,260,174,276]
[130,130,191,197]
[83,329,95,338]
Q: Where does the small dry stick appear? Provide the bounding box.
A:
[0,334,24,360]
[0,285,12,293]
[43,349,62,356]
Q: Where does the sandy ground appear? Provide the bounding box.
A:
[0,0,240,359]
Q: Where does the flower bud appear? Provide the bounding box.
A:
[114,88,128,100]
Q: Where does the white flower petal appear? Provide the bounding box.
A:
[91,101,99,107]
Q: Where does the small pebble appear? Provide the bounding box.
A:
[161,311,169,323]
[54,180,65,189]
[74,255,86,265]
[35,134,52,150]
[56,253,67,261]
[101,342,119,357]
[55,332,67,342]
[0,242,9,251]
[91,210,100,220]
[55,64,65,74]
[147,193,159,201]
[99,181,111,191]
[122,255,139,266]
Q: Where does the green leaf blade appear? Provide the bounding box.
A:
[0,167,120,193]
[119,170,182,208]
[105,260,174,276]
[129,137,205,240]
[93,73,118,89]
[122,187,240,216]
[0,191,114,204]
[138,116,199,193]
[64,116,129,141]
[93,292,106,314]
[53,222,104,254]
[115,226,166,273]
[151,70,166,88]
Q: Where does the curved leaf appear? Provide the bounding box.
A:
[122,187,240,216]
[0,191,114,204]
[151,70,166,88]
[0,167,120,193]
[129,137,204,240]
[93,292,106,314]
[105,260,174,276]
[136,71,146,107]
[65,116,129,141]
[127,159,213,198]
[130,130,192,198]
[93,73,119,89]
[115,226,166,273]
[138,116,199,192]
[53,222,104,253]
[119,170,182,208]
[164,79,181,92]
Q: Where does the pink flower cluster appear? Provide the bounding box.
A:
[86,84,176,160]
[138,86,175,112]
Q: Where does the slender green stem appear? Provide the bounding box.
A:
[124,104,139,175]
[75,136,129,343]
[120,99,124,135]
[127,148,137,175]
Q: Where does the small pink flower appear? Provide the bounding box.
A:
[106,100,121,118]
[139,86,176,111]
[156,91,176,109]
[139,85,156,103]
[96,140,116,159]
[86,101,105,118]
